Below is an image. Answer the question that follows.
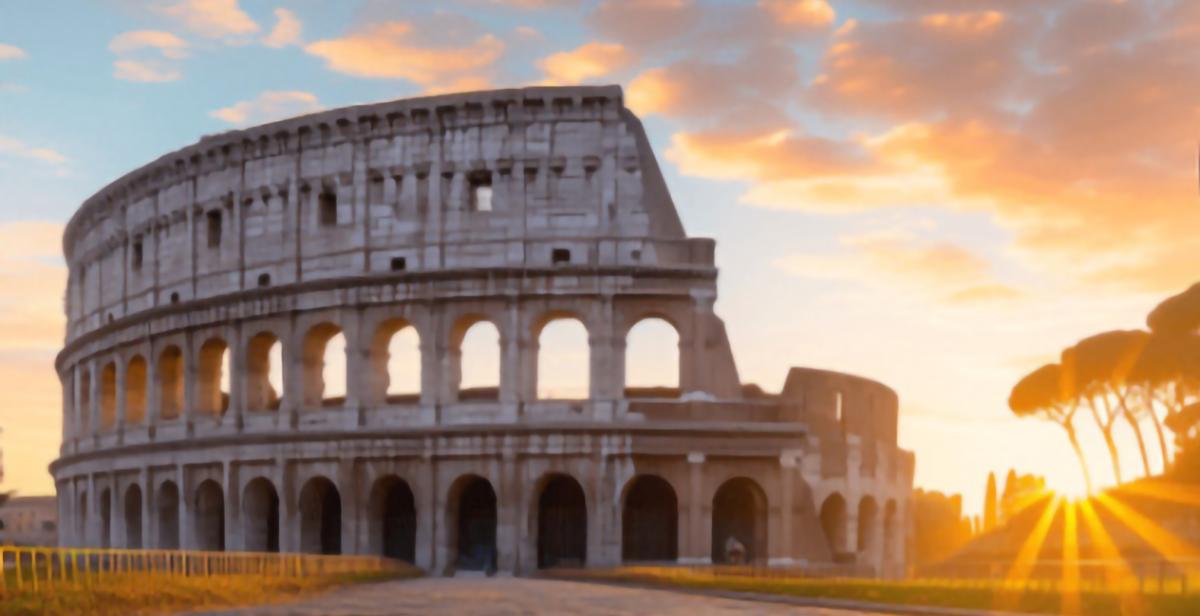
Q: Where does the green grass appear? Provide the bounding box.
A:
[542,567,1200,616]
[0,568,421,616]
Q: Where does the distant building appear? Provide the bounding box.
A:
[0,496,58,546]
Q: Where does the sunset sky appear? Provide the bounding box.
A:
[1,0,1198,516]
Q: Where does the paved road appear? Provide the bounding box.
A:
[192,577,894,615]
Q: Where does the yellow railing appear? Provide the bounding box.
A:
[0,546,405,598]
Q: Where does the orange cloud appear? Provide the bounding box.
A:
[0,43,26,61]
[587,0,701,52]
[759,0,835,28]
[305,21,503,90]
[108,30,189,82]
[210,91,322,126]
[262,8,301,48]
[538,41,631,84]
[154,0,258,40]
[0,134,67,166]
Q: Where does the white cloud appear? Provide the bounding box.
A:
[0,135,67,165]
[210,91,323,126]
[0,43,26,60]
[109,30,189,83]
[154,0,259,40]
[262,8,302,48]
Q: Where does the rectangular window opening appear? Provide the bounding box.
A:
[390,257,407,271]
[469,172,493,212]
[319,192,338,226]
[132,238,143,270]
[206,210,222,248]
[552,248,571,265]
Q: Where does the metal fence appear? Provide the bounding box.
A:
[0,546,404,598]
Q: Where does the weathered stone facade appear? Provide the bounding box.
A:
[50,85,914,576]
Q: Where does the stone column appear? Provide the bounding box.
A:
[145,339,159,435]
[115,357,128,441]
[224,462,239,552]
[140,467,152,550]
[496,450,519,575]
[682,452,710,564]
[588,298,621,420]
[182,331,197,434]
[416,448,436,571]
[499,300,522,408]
[88,360,100,442]
[774,451,799,567]
[86,474,97,548]
[176,466,191,550]
[342,309,365,413]
[338,458,360,554]
[229,322,245,430]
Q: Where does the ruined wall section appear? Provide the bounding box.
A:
[62,86,707,344]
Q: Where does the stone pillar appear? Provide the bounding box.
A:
[177,467,191,550]
[88,360,100,441]
[682,452,710,564]
[338,458,360,554]
[115,357,128,440]
[418,328,440,408]
[145,340,159,434]
[416,448,436,572]
[284,318,304,424]
[774,451,799,567]
[113,479,127,549]
[182,331,197,433]
[518,326,538,403]
[140,467,152,550]
[588,298,621,420]
[229,323,245,430]
[342,310,364,412]
[86,474,97,548]
[499,301,522,407]
[71,365,83,444]
[496,450,519,575]
[224,462,239,552]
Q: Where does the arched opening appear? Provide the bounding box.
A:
[536,316,589,399]
[858,496,878,565]
[621,475,678,563]
[158,346,184,420]
[124,484,143,549]
[537,474,587,568]
[820,493,848,559]
[126,356,147,425]
[624,317,680,398]
[198,338,230,417]
[450,475,497,571]
[370,320,421,404]
[246,332,282,411]
[242,478,280,553]
[711,478,768,564]
[883,499,897,569]
[157,481,180,549]
[99,488,112,548]
[454,318,500,401]
[368,476,416,562]
[194,479,225,551]
[299,476,341,554]
[99,362,116,430]
[302,323,345,407]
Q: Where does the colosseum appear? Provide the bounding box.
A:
[50,85,914,577]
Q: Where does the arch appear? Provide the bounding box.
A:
[157,481,180,549]
[711,477,768,564]
[621,475,678,563]
[536,474,587,568]
[624,317,680,398]
[820,493,848,558]
[158,346,184,420]
[99,362,117,430]
[99,487,112,548]
[197,338,230,417]
[368,475,416,562]
[301,322,344,407]
[536,315,589,399]
[299,476,341,554]
[370,319,421,404]
[242,478,280,552]
[882,499,898,568]
[858,496,878,563]
[246,332,282,411]
[194,479,225,551]
[124,484,143,549]
[125,355,147,424]
[453,317,500,400]
[448,475,497,571]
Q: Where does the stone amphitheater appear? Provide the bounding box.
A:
[50,85,914,577]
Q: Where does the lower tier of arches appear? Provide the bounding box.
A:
[54,439,910,577]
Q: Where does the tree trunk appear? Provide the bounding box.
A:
[1114,387,1152,477]
[1093,396,1123,485]
[1063,422,1093,494]
[1144,388,1172,471]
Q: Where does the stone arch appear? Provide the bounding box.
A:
[535,474,587,568]
[194,479,225,551]
[124,484,143,549]
[298,476,341,554]
[98,487,112,548]
[711,477,768,564]
[367,475,416,562]
[99,362,117,430]
[820,492,848,558]
[370,319,421,404]
[125,355,147,424]
[447,474,497,571]
[157,480,179,549]
[621,475,678,563]
[197,337,230,417]
[301,322,344,407]
[246,331,282,411]
[158,345,184,420]
[534,312,590,400]
[858,496,878,563]
[242,477,279,552]
[451,315,501,400]
[624,316,680,398]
